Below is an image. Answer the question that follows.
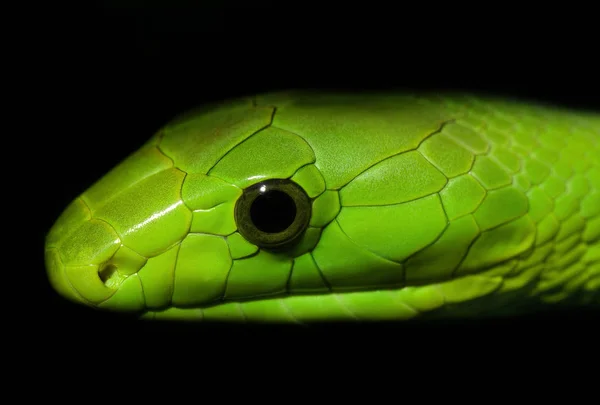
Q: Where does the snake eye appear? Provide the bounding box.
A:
[235,179,311,249]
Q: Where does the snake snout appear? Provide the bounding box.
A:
[44,197,134,308]
[46,192,160,312]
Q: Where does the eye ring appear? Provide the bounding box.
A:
[235,179,311,249]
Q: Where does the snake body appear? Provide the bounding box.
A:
[45,92,600,322]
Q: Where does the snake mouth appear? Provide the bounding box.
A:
[137,271,507,323]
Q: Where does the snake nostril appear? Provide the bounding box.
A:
[98,264,123,289]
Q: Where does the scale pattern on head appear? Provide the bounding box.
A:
[45,92,600,322]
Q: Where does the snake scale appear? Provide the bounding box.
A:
[44,91,600,323]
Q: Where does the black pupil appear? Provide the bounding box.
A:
[250,190,297,233]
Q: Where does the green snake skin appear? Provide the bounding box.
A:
[45,92,600,322]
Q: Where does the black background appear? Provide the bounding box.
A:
[32,3,599,357]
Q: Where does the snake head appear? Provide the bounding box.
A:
[46,92,600,322]
[44,97,276,314]
[44,93,490,320]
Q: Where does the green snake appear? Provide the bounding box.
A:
[44,91,600,322]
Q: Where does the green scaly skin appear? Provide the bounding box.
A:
[44,92,600,323]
